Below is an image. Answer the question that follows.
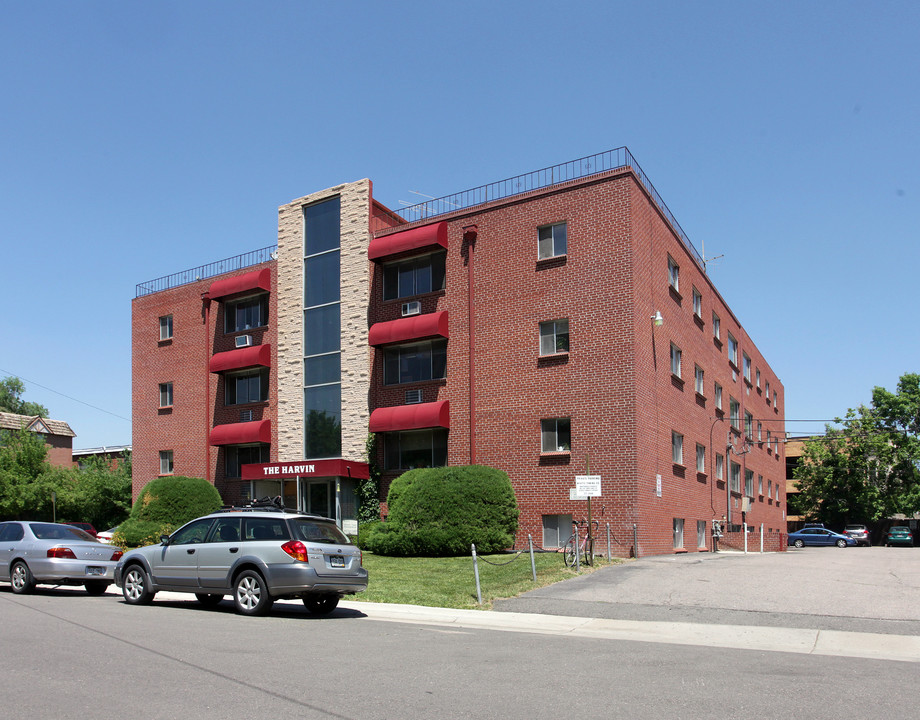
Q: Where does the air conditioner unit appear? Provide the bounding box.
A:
[240,410,253,422]
[401,301,421,317]
[405,389,422,404]
[235,334,253,348]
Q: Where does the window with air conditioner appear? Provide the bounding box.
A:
[382,252,446,301]
[401,301,421,316]
[225,294,268,333]
[235,334,253,348]
[226,368,269,405]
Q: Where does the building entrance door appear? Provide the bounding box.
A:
[300,479,333,518]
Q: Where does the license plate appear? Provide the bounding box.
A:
[86,566,105,576]
[330,555,345,568]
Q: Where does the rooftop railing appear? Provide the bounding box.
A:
[393,146,703,267]
[136,245,277,297]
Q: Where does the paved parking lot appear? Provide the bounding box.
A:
[494,546,920,635]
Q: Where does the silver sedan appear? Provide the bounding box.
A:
[0,521,123,595]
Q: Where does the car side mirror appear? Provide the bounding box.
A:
[160,534,170,545]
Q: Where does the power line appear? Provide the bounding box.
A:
[0,369,130,423]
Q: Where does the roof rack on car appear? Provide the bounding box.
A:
[215,496,304,514]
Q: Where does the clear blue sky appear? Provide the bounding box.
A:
[1,1,917,449]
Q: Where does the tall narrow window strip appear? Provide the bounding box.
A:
[712,312,720,340]
[670,344,682,378]
[695,365,705,395]
[696,443,706,473]
[667,256,680,292]
[692,288,702,318]
[672,431,683,465]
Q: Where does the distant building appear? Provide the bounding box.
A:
[0,412,76,468]
[132,148,787,556]
[72,445,131,470]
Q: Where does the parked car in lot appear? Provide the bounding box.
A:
[114,502,368,616]
[63,522,97,537]
[885,526,914,547]
[0,521,123,594]
[96,527,119,544]
[787,527,855,548]
[843,524,871,546]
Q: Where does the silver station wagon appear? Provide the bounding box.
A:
[114,502,367,616]
[0,521,123,595]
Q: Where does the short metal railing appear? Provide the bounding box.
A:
[393,146,703,268]
[135,245,277,297]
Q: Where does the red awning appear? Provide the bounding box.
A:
[368,222,448,261]
[368,311,449,347]
[208,268,271,299]
[209,344,271,373]
[368,400,450,433]
[209,420,271,446]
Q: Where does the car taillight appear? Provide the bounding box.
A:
[281,540,309,562]
[110,550,123,561]
[47,547,77,559]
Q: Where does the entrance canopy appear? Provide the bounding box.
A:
[241,458,369,481]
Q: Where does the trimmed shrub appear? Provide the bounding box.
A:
[364,465,518,557]
[120,476,221,546]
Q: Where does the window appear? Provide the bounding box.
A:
[743,353,752,382]
[744,411,753,439]
[673,518,684,549]
[225,444,269,479]
[727,333,738,366]
[384,428,448,470]
[383,340,447,385]
[697,520,707,548]
[541,418,571,453]
[159,450,174,475]
[692,288,702,318]
[225,294,268,333]
[714,382,723,411]
[542,514,573,549]
[729,397,740,430]
[757,422,763,443]
[667,256,680,292]
[745,469,754,498]
[538,222,567,259]
[670,343,682,377]
[773,390,778,407]
[225,368,269,405]
[539,319,569,355]
[730,461,741,493]
[382,252,446,301]
[170,518,213,545]
[766,381,771,403]
[768,479,773,499]
[159,382,173,408]
[712,312,720,341]
[694,365,705,395]
[159,315,173,340]
[758,474,764,496]
[696,443,706,474]
[756,368,761,388]
[767,430,772,451]
[672,431,684,465]
[715,453,724,481]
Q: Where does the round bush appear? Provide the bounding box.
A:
[365,465,518,557]
[120,476,222,546]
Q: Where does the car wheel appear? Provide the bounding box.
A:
[84,581,110,595]
[122,565,156,605]
[836,539,847,548]
[233,570,274,616]
[195,593,223,607]
[303,594,339,615]
[793,539,804,548]
[10,561,36,594]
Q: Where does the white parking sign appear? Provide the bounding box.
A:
[574,475,602,497]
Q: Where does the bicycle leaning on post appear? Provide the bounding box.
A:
[563,518,598,567]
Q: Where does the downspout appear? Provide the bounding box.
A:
[202,293,211,483]
[464,226,478,465]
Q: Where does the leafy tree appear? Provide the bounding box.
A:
[119,475,222,546]
[357,433,381,524]
[794,373,920,524]
[0,428,49,518]
[0,376,49,417]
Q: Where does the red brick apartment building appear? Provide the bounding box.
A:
[132,148,786,556]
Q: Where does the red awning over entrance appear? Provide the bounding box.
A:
[209,344,271,373]
[209,420,271,446]
[368,400,450,433]
[368,222,448,261]
[208,268,271,299]
[368,311,449,347]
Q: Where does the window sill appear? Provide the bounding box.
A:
[674,548,688,554]
[541,450,571,458]
[668,285,682,303]
[538,351,569,360]
[158,338,173,346]
[536,255,567,271]
[693,314,704,330]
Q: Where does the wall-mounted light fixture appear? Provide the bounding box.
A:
[651,311,663,327]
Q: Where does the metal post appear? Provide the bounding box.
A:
[471,544,482,605]
[760,523,764,554]
[574,523,581,572]
[743,523,748,554]
[633,523,639,559]
[528,534,536,582]
[606,523,611,561]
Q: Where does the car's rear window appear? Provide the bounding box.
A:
[29,523,95,542]
[289,518,350,545]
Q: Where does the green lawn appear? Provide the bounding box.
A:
[353,551,622,610]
